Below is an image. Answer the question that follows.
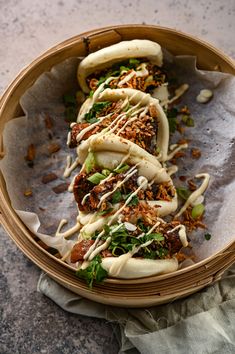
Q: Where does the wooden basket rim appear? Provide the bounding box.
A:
[0,24,234,295]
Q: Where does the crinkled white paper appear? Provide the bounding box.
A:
[0,55,235,262]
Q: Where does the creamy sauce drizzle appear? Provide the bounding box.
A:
[168,84,189,104]
[88,237,112,261]
[166,143,188,161]
[56,218,81,239]
[167,224,188,247]
[167,165,178,176]
[68,174,77,192]
[64,155,80,178]
[175,173,210,218]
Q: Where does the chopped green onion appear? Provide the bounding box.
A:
[129,58,140,67]
[87,172,105,184]
[101,169,111,177]
[176,187,191,200]
[120,65,130,72]
[186,116,195,127]
[204,233,211,241]
[114,164,130,174]
[89,90,94,97]
[182,115,195,127]
[191,204,205,219]
[85,151,96,173]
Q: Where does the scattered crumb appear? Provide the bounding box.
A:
[191,148,201,159]
[24,189,33,197]
[44,114,53,129]
[41,173,58,184]
[187,179,197,191]
[52,183,69,194]
[25,144,36,161]
[48,143,61,154]
[179,175,187,182]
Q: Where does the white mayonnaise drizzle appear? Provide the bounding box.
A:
[166,143,188,161]
[68,174,77,192]
[64,155,80,177]
[88,237,112,261]
[97,168,138,208]
[167,224,188,247]
[167,165,178,176]
[56,218,81,239]
[175,173,210,218]
[136,63,149,77]
[81,193,91,205]
[118,71,136,86]
[167,84,189,104]
[67,132,71,146]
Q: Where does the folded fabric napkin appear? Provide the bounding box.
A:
[38,264,235,354]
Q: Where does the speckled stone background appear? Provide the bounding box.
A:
[1,1,235,353]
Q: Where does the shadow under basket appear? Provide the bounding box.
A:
[0,25,234,307]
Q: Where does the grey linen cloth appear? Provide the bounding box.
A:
[38,264,235,354]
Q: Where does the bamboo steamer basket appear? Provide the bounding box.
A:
[0,25,234,307]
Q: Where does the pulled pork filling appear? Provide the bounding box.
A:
[86,58,167,93]
[73,169,175,213]
[69,101,159,155]
[70,220,182,263]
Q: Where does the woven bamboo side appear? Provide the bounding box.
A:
[0,25,234,307]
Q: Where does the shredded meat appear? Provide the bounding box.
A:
[87,61,166,93]
[70,240,95,263]
[69,104,159,155]
[73,170,174,213]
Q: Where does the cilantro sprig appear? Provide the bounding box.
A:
[76,255,108,288]
[84,101,111,123]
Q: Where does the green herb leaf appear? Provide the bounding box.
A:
[87,172,105,184]
[191,204,205,219]
[89,90,94,97]
[120,65,130,72]
[124,193,139,206]
[113,164,130,174]
[85,151,96,173]
[112,190,123,204]
[145,233,165,242]
[97,208,113,216]
[129,58,140,67]
[204,233,211,241]
[176,187,191,200]
[167,108,178,118]
[137,219,150,233]
[76,255,108,288]
[63,94,77,105]
[84,101,111,123]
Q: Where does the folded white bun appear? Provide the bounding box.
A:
[77,39,163,93]
[78,88,169,161]
[77,134,177,234]
[101,256,178,279]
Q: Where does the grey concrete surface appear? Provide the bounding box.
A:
[0,0,234,353]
